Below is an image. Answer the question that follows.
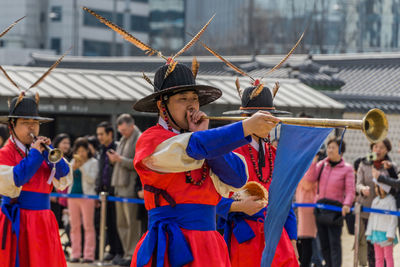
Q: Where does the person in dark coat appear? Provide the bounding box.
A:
[95,121,124,262]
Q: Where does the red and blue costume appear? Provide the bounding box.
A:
[217,141,299,267]
[0,137,72,267]
[131,119,252,267]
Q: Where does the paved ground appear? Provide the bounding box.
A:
[341,227,400,267]
[67,226,400,267]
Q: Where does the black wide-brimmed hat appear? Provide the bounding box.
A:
[133,63,222,113]
[0,96,53,124]
[224,85,290,115]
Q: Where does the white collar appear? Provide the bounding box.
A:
[158,117,181,134]
[250,137,265,154]
[10,135,30,154]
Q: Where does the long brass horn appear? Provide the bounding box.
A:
[204,108,388,143]
[30,133,63,163]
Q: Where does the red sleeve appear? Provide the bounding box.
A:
[0,142,18,166]
[133,125,177,170]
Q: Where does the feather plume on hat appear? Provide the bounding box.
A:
[171,14,215,61]
[84,7,214,80]
[0,66,20,90]
[0,48,70,109]
[0,16,26,102]
[0,16,25,38]
[83,7,164,59]
[142,72,154,87]
[249,84,265,100]
[164,60,178,79]
[199,31,305,100]
[29,47,71,89]
[272,82,280,98]
[235,77,242,98]
[191,57,200,79]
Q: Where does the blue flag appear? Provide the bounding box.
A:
[261,124,332,266]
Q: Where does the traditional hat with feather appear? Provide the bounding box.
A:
[83,7,221,113]
[0,48,70,124]
[224,83,290,115]
[198,32,305,115]
[134,62,221,113]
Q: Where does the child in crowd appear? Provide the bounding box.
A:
[366,172,398,267]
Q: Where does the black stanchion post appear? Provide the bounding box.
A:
[353,202,361,267]
[97,192,112,266]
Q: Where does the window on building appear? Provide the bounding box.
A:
[83,40,111,56]
[151,27,183,38]
[40,12,46,23]
[130,15,149,32]
[50,38,61,54]
[131,0,148,3]
[83,40,123,56]
[50,6,62,21]
[150,10,184,23]
[83,9,123,28]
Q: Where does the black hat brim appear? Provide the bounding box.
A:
[133,84,222,113]
[223,109,291,115]
[0,115,54,124]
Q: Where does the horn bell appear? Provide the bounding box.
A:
[48,148,63,163]
[362,108,388,143]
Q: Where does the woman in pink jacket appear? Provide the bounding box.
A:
[296,166,318,266]
[307,138,355,267]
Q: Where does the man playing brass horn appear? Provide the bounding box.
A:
[131,62,280,266]
[0,26,72,265]
[0,95,73,267]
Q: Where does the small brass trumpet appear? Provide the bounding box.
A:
[30,133,63,163]
[203,108,388,143]
[73,154,81,162]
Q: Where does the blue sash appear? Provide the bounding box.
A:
[218,207,265,249]
[137,204,216,267]
[1,191,50,267]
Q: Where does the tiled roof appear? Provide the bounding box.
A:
[314,54,400,113]
[0,66,344,115]
[323,93,400,113]
[325,64,400,97]
[29,53,254,75]
[28,52,400,113]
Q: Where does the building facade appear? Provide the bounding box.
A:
[185,0,400,55]
[149,0,184,53]
[47,0,149,56]
[0,0,150,58]
[185,0,249,54]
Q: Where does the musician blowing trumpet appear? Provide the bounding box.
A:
[0,30,73,265]
[0,96,73,267]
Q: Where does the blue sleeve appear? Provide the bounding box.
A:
[43,146,70,179]
[207,153,247,188]
[13,149,44,187]
[217,197,235,220]
[284,207,297,240]
[186,121,251,160]
[54,159,70,179]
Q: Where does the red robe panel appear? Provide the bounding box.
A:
[131,125,231,267]
[0,140,66,267]
[228,144,299,267]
